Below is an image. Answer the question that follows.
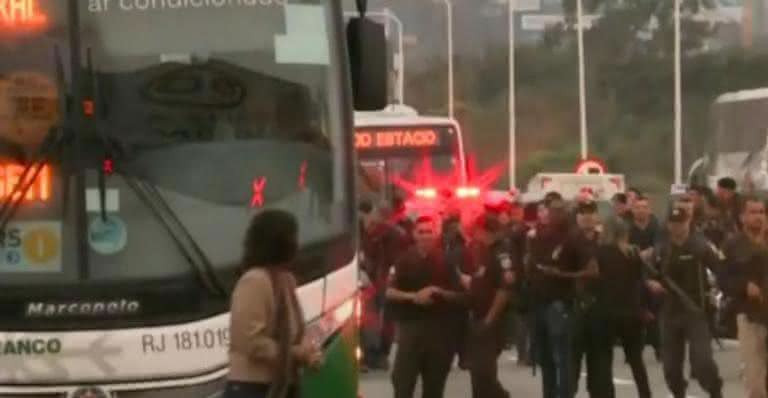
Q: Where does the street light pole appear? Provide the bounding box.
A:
[508,0,516,189]
[435,0,454,118]
[674,0,683,185]
[577,0,588,160]
[384,8,405,105]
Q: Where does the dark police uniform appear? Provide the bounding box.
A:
[505,221,532,365]
[595,244,652,398]
[389,247,464,398]
[360,220,407,369]
[466,235,512,398]
[442,216,470,369]
[698,216,729,250]
[527,221,578,398]
[629,216,660,251]
[655,210,723,398]
[722,232,768,324]
[721,232,768,398]
[566,227,611,398]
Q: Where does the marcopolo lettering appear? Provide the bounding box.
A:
[0,338,61,355]
[26,299,141,318]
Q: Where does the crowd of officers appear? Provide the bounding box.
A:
[358,177,768,398]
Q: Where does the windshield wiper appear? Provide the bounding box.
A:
[0,45,69,235]
[85,48,109,223]
[126,178,227,297]
[86,52,226,297]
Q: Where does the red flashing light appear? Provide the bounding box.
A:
[455,186,481,199]
[298,161,307,191]
[102,159,114,176]
[575,158,606,175]
[414,187,438,200]
[0,0,47,30]
[83,100,94,117]
[251,177,266,208]
[390,152,506,228]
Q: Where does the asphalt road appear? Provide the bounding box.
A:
[360,340,746,398]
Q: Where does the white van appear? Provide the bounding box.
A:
[526,173,626,202]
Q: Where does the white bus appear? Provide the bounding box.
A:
[354,105,469,207]
[0,1,385,397]
[690,87,768,191]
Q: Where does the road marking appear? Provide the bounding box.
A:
[580,372,635,387]
[613,377,634,385]
[666,395,699,398]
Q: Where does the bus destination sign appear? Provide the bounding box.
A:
[355,129,441,151]
[0,0,47,29]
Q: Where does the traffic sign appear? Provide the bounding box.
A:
[521,14,599,31]
[670,183,689,195]
[575,158,606,175]
[515,0,541,12]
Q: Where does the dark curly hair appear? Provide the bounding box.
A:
[241,210,299,271]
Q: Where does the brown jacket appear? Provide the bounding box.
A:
[228,268,304,383]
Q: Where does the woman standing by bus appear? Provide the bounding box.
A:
[225,210,323,398]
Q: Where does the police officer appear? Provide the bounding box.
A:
[648,207,723,398]
[698,191,728,249]
[442,211,470,370]
[387,215,465,398]
[567,200,609,398]
[688,185,709,225]
[391,195,415,241]
[612,193,632,221]
[716,177,740,229]
[504,200,533,366]
[359,203,407,371]
[628,194,662,360]
[629,195,660,252]
[597,219,652,398]
[722,196,768,398]
[483,200,521,353]
[528,198,592,398]
[465,214,513,398]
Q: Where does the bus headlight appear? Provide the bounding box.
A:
[305,296,357,347]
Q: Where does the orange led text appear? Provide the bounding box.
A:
[355,129,440,150]
[0,164,51,202]
[0,0,47,29]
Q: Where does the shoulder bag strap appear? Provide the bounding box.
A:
[266,270,293,398]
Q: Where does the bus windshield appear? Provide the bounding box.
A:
[712,92,768,154]
[355,123,462,199]
[0,0,352,328]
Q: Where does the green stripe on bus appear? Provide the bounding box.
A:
[300,319,359,398]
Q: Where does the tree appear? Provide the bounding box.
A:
[405,0,768,194]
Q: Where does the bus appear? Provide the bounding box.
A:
[689,87,768,191]
[354,105,470,211]
[0,1,384,397]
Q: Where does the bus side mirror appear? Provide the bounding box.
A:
[346,17,388,111]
